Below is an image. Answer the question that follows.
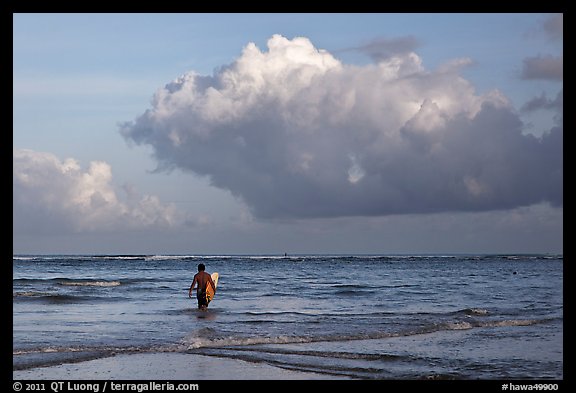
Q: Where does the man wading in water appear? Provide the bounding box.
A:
[189,263,216,310]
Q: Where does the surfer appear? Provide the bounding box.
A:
[189,263,216,310]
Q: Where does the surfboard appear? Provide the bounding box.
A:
[206,272,219,305]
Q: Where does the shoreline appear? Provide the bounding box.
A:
[13,352,347,380]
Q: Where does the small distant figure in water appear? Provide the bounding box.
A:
[513,271,518,275]
[189,263,216,310]
[284,252,288,257]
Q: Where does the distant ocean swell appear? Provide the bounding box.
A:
[14,278,127,286]
[13,278,124,303]
[12,254,562,262]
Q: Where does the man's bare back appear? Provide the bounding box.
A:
[191,271,212,293]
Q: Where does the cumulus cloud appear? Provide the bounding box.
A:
[120,34,563,219]
[13,149,184,233]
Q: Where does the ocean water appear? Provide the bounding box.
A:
[13,254,563,379]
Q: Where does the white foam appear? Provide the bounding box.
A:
[446,321,474,330]
[183,335,312,350]
[468,308,489,315]
[483,319,540,328]
[59,281,121,287]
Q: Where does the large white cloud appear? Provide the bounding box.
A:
[120,34,562,219]
[13,149,183,233]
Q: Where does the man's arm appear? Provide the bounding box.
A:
[189,275,198,298]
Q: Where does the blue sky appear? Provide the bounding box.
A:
[13,13,563,254]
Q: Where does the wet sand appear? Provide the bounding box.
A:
[13,352,345,380]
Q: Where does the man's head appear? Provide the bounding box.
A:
[198,263,206,272]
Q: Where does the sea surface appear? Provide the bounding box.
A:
[13,254,563,379]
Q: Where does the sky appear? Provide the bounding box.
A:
[13,13,563,255]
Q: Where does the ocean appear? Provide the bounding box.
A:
[13,254,563,380]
